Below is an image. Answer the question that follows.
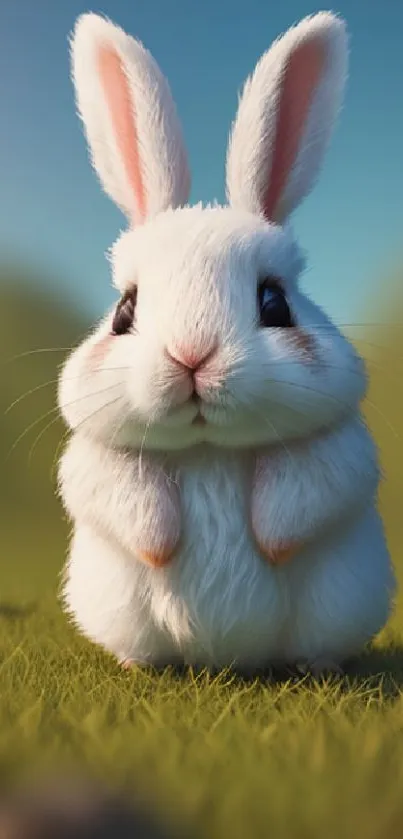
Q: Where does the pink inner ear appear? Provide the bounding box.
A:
[98,45,147,224]
[263,40,324,221]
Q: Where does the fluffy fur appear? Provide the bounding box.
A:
[226,11,348,223]
[71,13,190,223]
[58,11,396,673]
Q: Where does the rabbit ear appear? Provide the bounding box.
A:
[225,12,348,225]
[70,14,191,225]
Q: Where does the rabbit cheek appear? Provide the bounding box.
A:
[282,328,317,362]
[87,335,114,369]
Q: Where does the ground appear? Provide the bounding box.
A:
[2,537,403,839]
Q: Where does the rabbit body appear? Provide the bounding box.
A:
[60,423,393,671]
[58,11,396,672]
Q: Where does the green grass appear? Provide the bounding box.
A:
[2,274,403,838]
[2,597,403,839]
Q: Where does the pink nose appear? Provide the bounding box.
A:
[165,344,217,373]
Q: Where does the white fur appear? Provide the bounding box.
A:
[58,206,366,452]
[60,429,394,670]
[252,415,381,547]
[71,14,190,221]
[58,12,396,671]
[226,11,348,223]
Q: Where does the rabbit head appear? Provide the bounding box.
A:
[58,11,366,452]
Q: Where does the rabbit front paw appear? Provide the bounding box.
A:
[254,537,300,566]
[134,470,181,568]
[136,546,176,568]
[251,454,301,566]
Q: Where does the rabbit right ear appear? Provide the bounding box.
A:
[70,14,191,226]
[225,12,348,225]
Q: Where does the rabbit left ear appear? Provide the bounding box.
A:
[70,14,191,226]
[225,12,348,225]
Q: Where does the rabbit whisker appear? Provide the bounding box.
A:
[51,395,128,483]
[297,320,403,331]
[254,408,297,467]
[29,385,124,465]
[138,419,152,482]
[51,425,73,485]
[265,356,403,389]
[264,377,401,442]
[3,344,83,366]
[6,383,125,461]
[4,367,133,415]
[305,327,403,360]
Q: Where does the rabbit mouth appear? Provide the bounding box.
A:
[192,411,207,426]
[189,393,207,426]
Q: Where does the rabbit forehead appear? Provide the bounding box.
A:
[111,205,304,293]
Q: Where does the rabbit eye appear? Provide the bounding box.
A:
[112,287,137,335]
[258,279,293,328]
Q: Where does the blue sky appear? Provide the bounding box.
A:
[1,0,402,326]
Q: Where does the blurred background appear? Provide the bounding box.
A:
[1,0,403,608]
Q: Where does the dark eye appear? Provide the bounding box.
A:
[111,286,137,335]
[258,279,293,328]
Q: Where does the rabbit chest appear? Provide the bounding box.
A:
[149,449,287,666]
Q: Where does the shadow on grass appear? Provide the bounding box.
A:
[263,646,403,694]
[125,646,403,697]
[345,646,403,683]
[0,601,37,621]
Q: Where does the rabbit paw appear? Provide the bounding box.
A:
[136,547,176,568]
[118,657,159,672]
[251,454,300,566]
[255,538,299,566]
[119,657,140,670]
[135,470,181,568]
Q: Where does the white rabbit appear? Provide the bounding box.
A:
[58,11,396,675]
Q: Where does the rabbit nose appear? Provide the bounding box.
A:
[165,344,217,373]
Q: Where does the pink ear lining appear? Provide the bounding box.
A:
[263,39,324,221]
[97,45,147,224]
